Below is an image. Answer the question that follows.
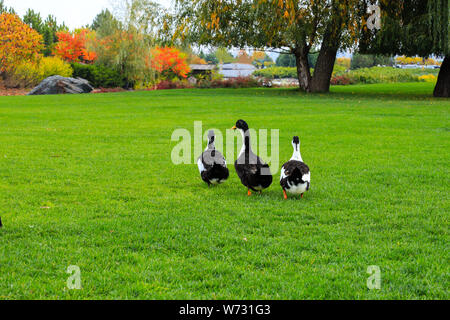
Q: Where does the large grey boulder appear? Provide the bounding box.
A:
[28,75,94,95]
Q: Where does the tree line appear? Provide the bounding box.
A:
[1,0,448,96]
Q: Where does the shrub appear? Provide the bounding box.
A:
[332,65,348,76]
[253,67,297,79]
[71,63,125,88]
[330,75,352,85]
[156,80,180,90]
[336,57,351,70]
[5,57,73,88]
[418,74,437,82]
[348,67,424,84]
[5,61,41,88]
[152,76,260,90]
[351,54,393,70]
[155,79,193,90]
[208,77,260,89]
[255,64,347,80]
[331,67,440,85]
[39,57,73,79]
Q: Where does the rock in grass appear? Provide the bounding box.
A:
[27,75,94,95]
[0,217,2,228]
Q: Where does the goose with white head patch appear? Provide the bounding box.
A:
[197,130,229,186]
[280,136,311,199]
[232,120,273,196]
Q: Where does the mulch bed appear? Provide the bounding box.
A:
[0,81,29,96]
[0,81,129,96]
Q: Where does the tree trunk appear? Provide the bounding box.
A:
[294,48,312,92]
[310,2,342,94]
[434,56,450,98]
[310,31,339,93]
[310,48,338,93]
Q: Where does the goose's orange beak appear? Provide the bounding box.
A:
[232,126,237,130]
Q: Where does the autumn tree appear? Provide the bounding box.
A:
[0,13,43,75]
[236,50,253,64]
[189,53,208,65]
[252,51,274,69]
[151,47,191,79]
[359,0,449,97]
[54,29,97,63]
[173,0,365,93]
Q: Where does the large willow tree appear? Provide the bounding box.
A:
[360,0,449,97]
[173,0,365,93]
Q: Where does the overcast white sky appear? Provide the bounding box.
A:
[4,0,172,29]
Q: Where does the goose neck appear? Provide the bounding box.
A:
[291,144,303,161]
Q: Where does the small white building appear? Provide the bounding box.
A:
[395,64,440,69]
[219,63,257,79]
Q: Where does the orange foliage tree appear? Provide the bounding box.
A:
[0,13,43,74]
[54,29,97,63]
[190,54,207,65]
[151,47,190,79]
[236,50,253,64]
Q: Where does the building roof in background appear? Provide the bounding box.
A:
[190,64,216,71]
[221,63,256,70]
[219,63,257,78]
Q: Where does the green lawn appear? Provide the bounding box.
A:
[0,82,448,299]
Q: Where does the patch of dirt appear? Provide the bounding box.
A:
[92,88,127,94]
[0,81,30,96]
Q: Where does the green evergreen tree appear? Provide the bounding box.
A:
[0,0,16,14]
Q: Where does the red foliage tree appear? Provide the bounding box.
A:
[54,29,97,63]
[151,47,190,79]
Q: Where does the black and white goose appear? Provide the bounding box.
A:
[280,136,311,199]
[197,130,229,186]
[232,120,273,196]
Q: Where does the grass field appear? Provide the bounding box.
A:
[0,82,448,299]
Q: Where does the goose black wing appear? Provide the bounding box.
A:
[235,155,273,190]
[280,160,310,189]
[282,160,310,177]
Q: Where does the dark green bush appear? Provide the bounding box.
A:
[71,63,125,88]
[253,67,298,79]
[351,54,394,70]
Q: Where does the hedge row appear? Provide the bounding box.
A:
[71,63,125,88]
[255,66,439,85]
